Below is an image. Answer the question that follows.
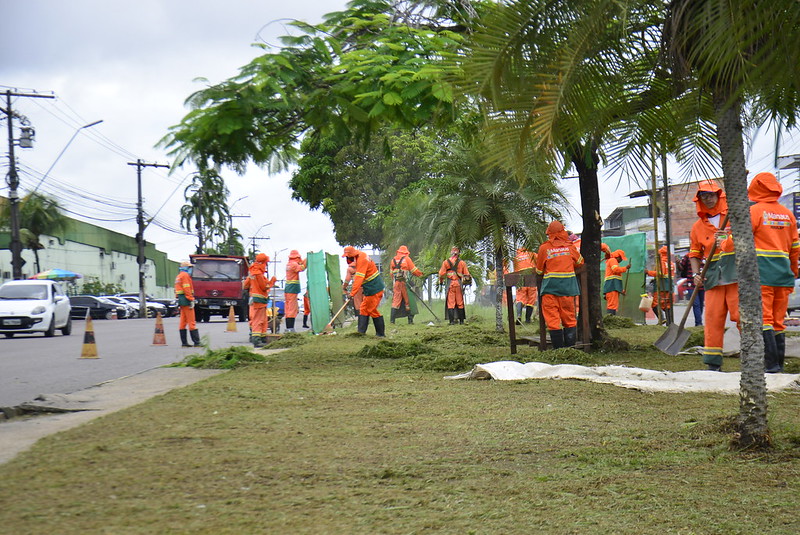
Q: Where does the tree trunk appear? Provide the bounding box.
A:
[714,93,770,449]
[571,143,606,343]
[494,245,504,332]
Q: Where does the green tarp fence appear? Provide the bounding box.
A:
[306,251,332,333]
[601,232,648,321]
[326,252,345,327]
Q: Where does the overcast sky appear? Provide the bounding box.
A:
[3,0,800,276]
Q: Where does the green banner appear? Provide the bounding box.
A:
[326,252,345,327]
[306,251,331,333]
[601,233,647,321]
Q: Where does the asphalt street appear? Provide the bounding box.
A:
[0,315,256,408]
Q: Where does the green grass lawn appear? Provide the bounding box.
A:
[1,303,799,534]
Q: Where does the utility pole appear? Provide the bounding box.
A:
[248,236,270,261]
[4,89,54,279]
[128,159,169,317]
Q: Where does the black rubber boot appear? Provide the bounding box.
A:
[373,316,386,337]
[563,326,577,348]
[390,308,397,324]
[189,329,201,347]
[302,315,309,328]
[253,335,265,348]
[457,307,465,324]
[525,306,534,324]
[357,315,369,334]
[606,309,616,316]
[179,330,190,347]
[776,332,786,372]
[448,308,455,325]
[549,329,565,349]
[285,317,296,333]
[407,314,414,324]
[764,330,780,373]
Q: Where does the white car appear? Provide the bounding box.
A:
[116,296,168,318]
[0,280,73,338]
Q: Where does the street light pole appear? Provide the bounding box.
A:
[227,195,250,255]
[3,89,54,279]
[32,119,103,193]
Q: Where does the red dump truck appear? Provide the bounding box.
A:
[189,254,249,322]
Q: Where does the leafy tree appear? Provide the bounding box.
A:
[0,192,71,273]
[291,128,445,247]
[179,169,230,254]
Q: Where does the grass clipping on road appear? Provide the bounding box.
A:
[2,306,800,534]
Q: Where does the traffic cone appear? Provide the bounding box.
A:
[79,310,99,359]
[111,308,118,320]
[225,305,238,332]
[152,311,167,345]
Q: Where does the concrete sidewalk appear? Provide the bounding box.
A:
[0,367,223,465]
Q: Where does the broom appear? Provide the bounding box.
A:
[323,297,353,333]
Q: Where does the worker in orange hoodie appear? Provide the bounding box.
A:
[343,246,386,336]
[749,172,800,373]
[438,247,472,324]
[175,261,201,347]
[646,245,675,324]
[284,250,306,332]
[513,247,538,324]
[342,260,363,315]
[242,253,277,347]
[689,180,737,371]
[536,221,584,348]
[302,291,311,329]
[390,245,424,324]
[603,248,629,315]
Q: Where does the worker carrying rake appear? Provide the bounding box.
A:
[343,246,386,337]
[688,180,738,371]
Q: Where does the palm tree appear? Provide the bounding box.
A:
[0,193,71,273]
[385,138,566,331]
[179,169,230,254]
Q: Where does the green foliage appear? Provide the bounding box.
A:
[603,315,637,329]
[80,279,124,296]
[179,169,230,254]
[175,346,267,369]
[265,333,310,349]
[353,340,437,359]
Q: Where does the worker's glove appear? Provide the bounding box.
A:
[189,301,195,309]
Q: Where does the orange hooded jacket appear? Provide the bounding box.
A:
[749,172,800,286]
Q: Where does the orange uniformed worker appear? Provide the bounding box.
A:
[343,246,386,336]
[302,291,311,329]
[536,221,584,348]
[284,250,306,332]
[646,245,675,323]
[343,260,364,314]
[175,261,201,347]
[513,247,538,324]
[689,179,738,371]
[603,248,629,315]
[438,247,472,324]
[749,172,800,373]
[242,253,277,347]
[390,245,424,324]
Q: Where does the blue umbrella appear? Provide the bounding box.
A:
[29,268,83,281]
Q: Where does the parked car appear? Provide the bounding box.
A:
[116,296,168,318]
[68,295,128,320]
[100,296,139,318]
[116,293,178,317]
[0,280,72,338]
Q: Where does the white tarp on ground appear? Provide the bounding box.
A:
[445,361,800,395]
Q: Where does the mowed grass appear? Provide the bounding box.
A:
[1,303,799,534]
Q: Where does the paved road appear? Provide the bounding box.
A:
[0,315,253,408]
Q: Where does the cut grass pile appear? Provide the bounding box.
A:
[172,345,267,369]
[1,303,799,534]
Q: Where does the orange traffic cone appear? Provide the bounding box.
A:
[225,305,238,332]
[111,308,118,320]
[152,311,167,345]
[79,310,99,359]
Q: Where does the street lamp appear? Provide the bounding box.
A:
[32,119,103,193]
[248,222,272,260]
